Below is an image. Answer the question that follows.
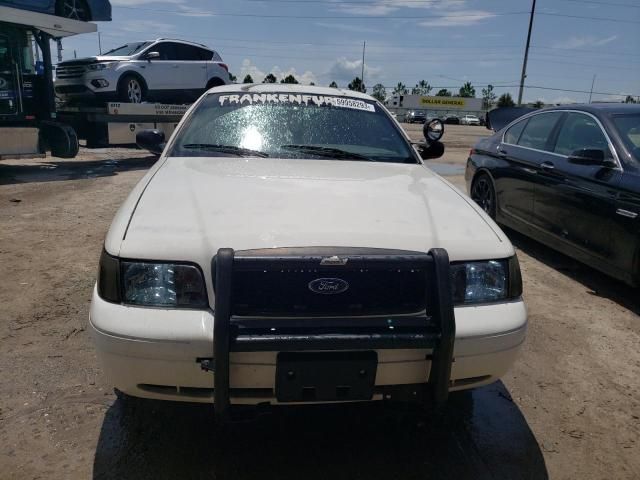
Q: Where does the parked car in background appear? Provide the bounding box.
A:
[405,109,426,123]
[444,115,460,125]
[55,38,230,104]
[425,113,441,123]
[466,104,640,286]
[90,84,526,415]
[461,114,481,126]
[0,0,112,21]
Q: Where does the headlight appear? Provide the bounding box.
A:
[97,250,208,308]
[88,62,115,71]
[451,256,522,305]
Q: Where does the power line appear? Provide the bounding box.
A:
[93,30,640,58]
[114,4,640,23]
[114,6,530,19]
[528,57,639,71]
[242,0,640,6]
[556,0,640,8]
[535,12,640,23]
[376,84,638,97]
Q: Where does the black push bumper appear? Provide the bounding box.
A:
[208,247,456,422]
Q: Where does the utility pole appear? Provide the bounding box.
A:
[588,74,596,103]
[98,32,102,54]
[517,0,536,106]
[361,41,366,92]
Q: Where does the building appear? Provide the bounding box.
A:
[386,94,484,121]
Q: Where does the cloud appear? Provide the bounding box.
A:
[239,59,317,85]
[551,96,577,105]
[332,0,466,16]
[419,10,496,27]
[110,0,183,4]
[118,19,175,33]
[553,35,619,49]
[330,0,493,26]
[327,57,381,85]
[110,0,213,16]
[314,22,380,34]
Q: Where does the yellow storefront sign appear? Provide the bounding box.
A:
[419,97,466,107]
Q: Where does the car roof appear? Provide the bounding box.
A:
[541,103,640,115]
[151,38,211,50]
[207,83,378,101]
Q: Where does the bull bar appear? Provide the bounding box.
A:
[208,247,456,423]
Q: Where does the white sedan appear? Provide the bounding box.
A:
[90,85,526,419]
[461,114,482,126]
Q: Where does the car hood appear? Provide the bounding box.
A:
[58,56,130,66]
[115,157,512,263]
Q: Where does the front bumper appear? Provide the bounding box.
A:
[54,71,117,99]
[90,293,526,404]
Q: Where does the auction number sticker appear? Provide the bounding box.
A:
[333,97,375,112]
[217,93,375,112]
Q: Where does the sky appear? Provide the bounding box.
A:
[59,0,640,104]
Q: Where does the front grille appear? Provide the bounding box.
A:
[56,65,87,79]
[227,249,429,317]
[55,85,89,94]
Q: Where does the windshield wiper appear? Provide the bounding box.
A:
[280,144,374,161]
[182,144,269,157]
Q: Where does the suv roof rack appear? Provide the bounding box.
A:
[154,38,209,49]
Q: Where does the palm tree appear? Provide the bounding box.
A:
[459,81,476,98]
[411,80,432,95]
[348,77,366,93]
[393,82,408,95]
[371,84,386,102]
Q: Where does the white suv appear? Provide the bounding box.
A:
[460,114,481,126]
[54,39,230,104]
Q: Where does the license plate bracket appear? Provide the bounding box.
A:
[275,351,378,402]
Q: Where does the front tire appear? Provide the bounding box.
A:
[118,75,145,104]
[471,173,497,219]
[55,0,90,21]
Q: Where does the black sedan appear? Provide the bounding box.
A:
[465,104,640,286]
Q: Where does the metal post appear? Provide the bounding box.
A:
[213,248,234,423]
[588,74,596,103]
[517,0,536,106]
[98,32,102,54]
[361,41,366,92]
[56,38,62,63]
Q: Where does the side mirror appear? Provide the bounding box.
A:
[568,148,611,166]
[423,118,444,143]
[136,129,165,155]
[417,141,445,160]
[145,51,160,61]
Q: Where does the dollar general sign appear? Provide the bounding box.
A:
[420,97,466,107]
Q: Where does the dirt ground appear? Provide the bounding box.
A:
[1,124,638,479]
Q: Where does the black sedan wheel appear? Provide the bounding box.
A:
[55,0,90,21]
[471,174,496,219]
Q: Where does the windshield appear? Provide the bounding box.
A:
[613,114,640,163]
[102,42,151,57]
[170,92,417,163]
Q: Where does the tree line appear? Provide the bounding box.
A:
[229,72,639,108]
[231,73,517,108]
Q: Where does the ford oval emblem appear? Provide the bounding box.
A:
[308,278,349,295]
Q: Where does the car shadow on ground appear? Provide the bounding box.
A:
[506,228,640,315]
[0,156,158,185]
[92,382,547,480]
